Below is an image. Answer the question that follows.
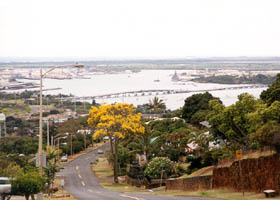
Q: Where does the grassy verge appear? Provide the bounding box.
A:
[92,157,113,178]
[149,188,270,200]
[100,182,146,193]
[92,157,146,193]
[92,157,273,200]
[44,179,76,200]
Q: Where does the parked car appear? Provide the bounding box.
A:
[0,177,11,194]
[61,155,68,162]
[103,136,109,140]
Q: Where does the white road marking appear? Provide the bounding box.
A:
[95,191,101,194]
[81,181,85,186]
[76,166,79,170]
[120,194,146,200]
[78,174,82,179]
[86,157,91,160]
[88,189,93,193]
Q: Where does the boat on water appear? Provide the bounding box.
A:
[154,73,160,82]
[171,71,180,82]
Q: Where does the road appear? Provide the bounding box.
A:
[58,144,218,200]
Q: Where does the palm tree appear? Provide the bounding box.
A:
[45,146,61,195]
[46,146,61,164]
[148,96,166,112]
[188,132,210,155]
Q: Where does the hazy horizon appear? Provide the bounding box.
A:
[1,0,280,58]
[2,56,280,63]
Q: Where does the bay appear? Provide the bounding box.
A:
[23,70,266,110]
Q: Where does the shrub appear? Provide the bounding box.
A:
[174,163,189,176]
[144,157,174,179]
[50,110,60,115]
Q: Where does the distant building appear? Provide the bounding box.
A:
[0,113,6,137]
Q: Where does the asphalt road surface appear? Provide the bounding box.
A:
[58,144,218,200]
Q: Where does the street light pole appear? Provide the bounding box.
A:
[39,68,43,172]
[38,64,84,173]
[47,120,50,146]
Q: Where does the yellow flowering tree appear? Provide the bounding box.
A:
[88,103,145,183]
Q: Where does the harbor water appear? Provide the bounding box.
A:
[20,70,267,110]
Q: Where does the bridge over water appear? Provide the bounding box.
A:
[61,85,267,101]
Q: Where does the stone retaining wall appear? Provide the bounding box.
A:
[166,175,212,191]
[213,154,280,193]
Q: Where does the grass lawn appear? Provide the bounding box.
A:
[0,103,31,115]
[4,99,25,105]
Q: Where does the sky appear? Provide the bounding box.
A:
[0,0,280,59]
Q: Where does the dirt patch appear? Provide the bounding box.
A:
[180,166,214,179]
[217,149,276,168]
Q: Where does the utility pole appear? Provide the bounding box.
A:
[74,100,77,115]
[51,136,54,147]
[84,132,86,150]
[4,120,6,136]
[71,132,73,156]
[47,120,50,146]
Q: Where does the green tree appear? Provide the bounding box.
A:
[182,92,220,124]
[251,121,280,147]
[260,73,280,105]
[11,170,46,200]
[207,94,258,150]
[208,93,280,150]
[121,124,152,161]
[2,163,23,178]
[152,131,190,161]
[0,137,38,155]
[249,100,280,148]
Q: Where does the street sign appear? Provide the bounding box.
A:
[60,179,65,187]
[236,150,242,159]
[36,153,47,168]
